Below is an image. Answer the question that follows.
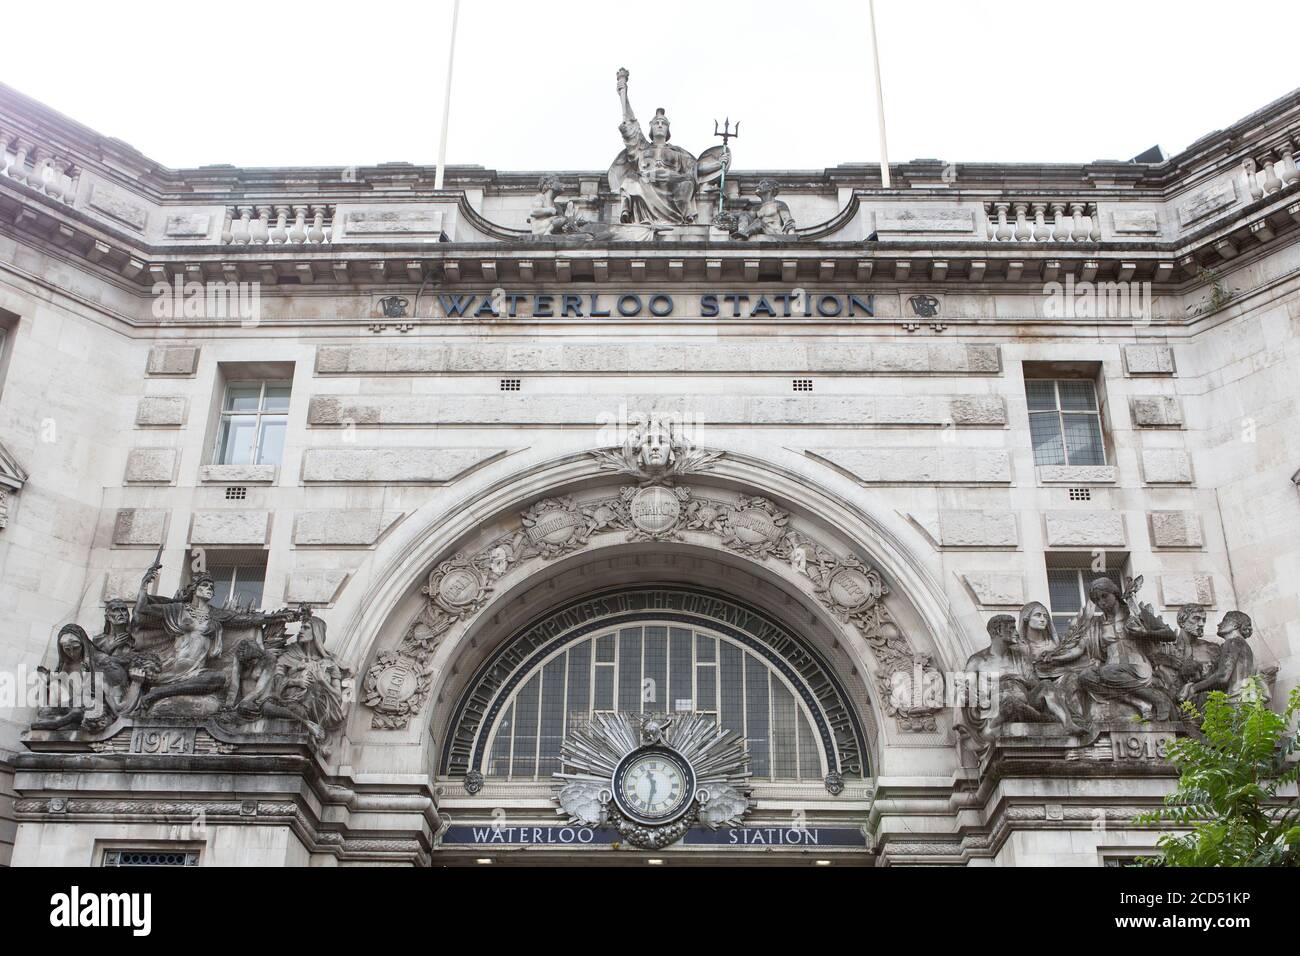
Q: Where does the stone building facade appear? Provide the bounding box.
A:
[0,74,1297,866]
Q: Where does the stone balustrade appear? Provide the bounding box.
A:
[984,200,1100,242]
[0,128,78,204]
[1241,135,1300,201]
[222,204,334,244]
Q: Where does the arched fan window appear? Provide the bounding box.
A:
[483,623,825,782]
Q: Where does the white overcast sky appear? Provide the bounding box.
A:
[7,0,1296,172]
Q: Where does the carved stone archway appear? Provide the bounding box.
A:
[348,440,970,776]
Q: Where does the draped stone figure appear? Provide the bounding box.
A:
[1012,600,1089,735]
[31,624,99,731]
[1017,600,1059,660]
[717,179,798,239]
[527,175,616,242]
[89,599,158,723]
[958,614,1052,748]
[262,611,349,743]
[1151,604,1217,703]
[1180,610,1266,709]
[133,566,296,715]
[1038,577,1177,722]
[608,68,730,228]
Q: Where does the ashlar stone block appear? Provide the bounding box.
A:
[1149,512,1204,549]
[299,447,504,484]
[961,572,1026,607]
[113,509,168,546]
[190,510,270,546]
[284,570,349,604]
[146,346,200,375]
[915,510,1020,548]
[1128,396,1183,427]
[1140,449,1193,484]
[293,510,404,547]
[814,448,1011,484]
[1123,345,1175,376]
[1044,511,1126,547]
[135,395,187,426]
[1159,572,1215,607]
[124,447,177,483]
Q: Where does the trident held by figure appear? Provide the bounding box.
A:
[713,118,739,212]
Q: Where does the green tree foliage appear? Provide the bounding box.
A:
[1136,681,1300,866]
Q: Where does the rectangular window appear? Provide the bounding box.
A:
[1046,564,1124,636]
[1026,378,1106,467]
[214,379,291,466]
[203,551,268,610]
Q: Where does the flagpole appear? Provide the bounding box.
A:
[435,0,461,191]
[867,0,891,188]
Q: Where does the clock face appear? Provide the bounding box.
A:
[613,748,693,824]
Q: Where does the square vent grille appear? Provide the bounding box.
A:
[499,378,521,391]
[1068,487,1092,502]
[225,486,248,501]
[792,378,813,392]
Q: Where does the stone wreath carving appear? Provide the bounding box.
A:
[363,421,942,732]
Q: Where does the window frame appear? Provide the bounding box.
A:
[213,378,291,466]
[482,622,827,784]
[191,549,268,611]
[1025,376,1108,468]
[1046,562,1126,636]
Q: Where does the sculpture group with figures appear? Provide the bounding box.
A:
[30,555,350,747]
[959,574,1276,752]
[527,69,802,242]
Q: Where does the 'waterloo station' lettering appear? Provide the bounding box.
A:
[435,292,874,319]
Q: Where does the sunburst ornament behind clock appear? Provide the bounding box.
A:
[554,712,751,849]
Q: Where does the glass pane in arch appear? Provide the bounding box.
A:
[488,701,514,778]
[617,628,642,711]
[511,673,541,778]
[538,655,567,777]
[643,626,667,713]
[566,639,591,723]
[744,654,771,778]
[482,621,837,783]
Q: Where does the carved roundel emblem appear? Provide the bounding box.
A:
[425,555,486,612]
[731,507,781,544]
[365,652,421,709]
[629,486,682,535]
[826,565,882,612]
[438,567,482,608]
[522,497,582,552]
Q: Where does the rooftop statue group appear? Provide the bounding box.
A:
[528,69,798,241]
[31,555,349,747]
[959,575,1275,751]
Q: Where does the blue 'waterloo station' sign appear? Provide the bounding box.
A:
[433,292,875,320]
[442,824,868,848]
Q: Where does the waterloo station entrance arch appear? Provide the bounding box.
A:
[341,439,952,865]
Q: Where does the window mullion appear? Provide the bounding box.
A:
[532,664,544,780]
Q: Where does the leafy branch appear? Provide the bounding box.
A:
[1134,680,1300,866]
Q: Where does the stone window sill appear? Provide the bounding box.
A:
[1036,464,1117,485]
[199,464,278,484]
